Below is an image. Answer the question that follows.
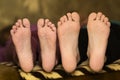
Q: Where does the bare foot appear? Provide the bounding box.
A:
[10,18,33,72]
[37,19,57,72]
[57,12,80,73]
[87,12,111,72]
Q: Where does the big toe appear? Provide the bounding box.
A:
[23,18,30,28]
[71,12,80,22]
[88,12,97,21]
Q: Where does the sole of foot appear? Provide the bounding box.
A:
[57,12,80,73]
[37,19,57,72]
[87,12,111,72]
[10,18,33,72]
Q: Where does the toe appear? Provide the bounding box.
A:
[37,18,44,28]
[12,25,17,30]
[88,12,97,21]
[23,18,30,28]
[45,19,49,26]
[60,16,65,23]
[71,12,80,22]
[15,22,20,28]
[47,21,53,28]
[48,22,52,26]
[96,12,102,20]
[57,21,62,26]
[101,15,105,22]
[67,13,72,21]
[18,19,23,28]
[51,24,56,31]
[106,22,111,27]
[10,29,15,35]
[63,15,68,22]
[10,27,16,35]
[104,17,109,24]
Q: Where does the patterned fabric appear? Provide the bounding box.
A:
[1,59,120,80]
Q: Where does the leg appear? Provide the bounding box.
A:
[10,18,33,72]
[87,12,111,72]
[57,12,80,73]
[37,19,57,72]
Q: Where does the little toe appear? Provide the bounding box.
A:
[88,12,97,21]
[106,22,111,27]
[104,17,109,24]
[96,12,102,20]
[37,18,44,28]
[23,18,30,28]
[11,25,17,35]
[67,13,72,21]
[71,12,80,22]
[10,29,15,35]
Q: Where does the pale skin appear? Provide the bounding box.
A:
[11,18,57,73]
[10,12,80,73]
[10,12,111,73]
[37,19,57,72]
[57,12,80,73]
[10,18,33,72]
[87,12,111,72]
